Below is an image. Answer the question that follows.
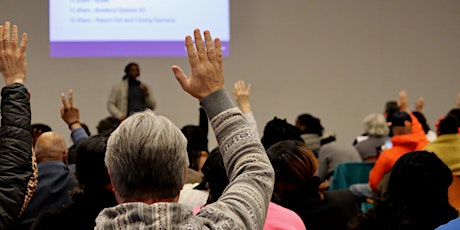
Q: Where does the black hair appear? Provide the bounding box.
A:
[75,134,111,192]
[411,111,430,134]
[97,117,121,134]
[349,151,457,230]
[261,117,304,150]
[439,115,459,135]
[296,113,324,136]
[200,147,228,203]
[181,125,209,171]
[122,62,139,80]
[31,123,52,133]
[124,62,138,73]
[384,101,399,122]
[446,108,460,128]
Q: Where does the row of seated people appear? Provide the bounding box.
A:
[2,21,460,230]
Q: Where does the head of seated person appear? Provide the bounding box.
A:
[295,113,324,136]
[349,151,457,230]
[364,113,389,138]
[105,110,188,204]
[261,117,304,150]
[97,117,121,134]
[390,111,412,136]
[75,134,115,199]
[181,125,208,173]
[35,132,67,164]
[438,115,459,136]
[266,140,320,201]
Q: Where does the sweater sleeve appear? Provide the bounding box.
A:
[0,84,35,228]
[197,89,275,230]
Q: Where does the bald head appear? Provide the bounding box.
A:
[35,132,67,163]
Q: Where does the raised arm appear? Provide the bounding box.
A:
[172,29,274,229]
[60,89,88,146]
[233,80,259,137]
[0,21,37,228]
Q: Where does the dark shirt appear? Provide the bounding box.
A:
[127,78,146,116]
[32,189,117,230]
[276,188,360,230]
[17,161,77,229]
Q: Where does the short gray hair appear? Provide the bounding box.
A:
[105,110,189,200]
[363,113,389,137]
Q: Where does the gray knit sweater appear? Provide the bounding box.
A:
[95,89,275,229]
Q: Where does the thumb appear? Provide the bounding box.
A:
[172,65,189,92]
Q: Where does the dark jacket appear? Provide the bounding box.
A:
[0,84,36,228]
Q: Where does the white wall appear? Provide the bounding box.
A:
[1,0,459,148]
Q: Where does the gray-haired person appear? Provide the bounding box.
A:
[95,29,275,229]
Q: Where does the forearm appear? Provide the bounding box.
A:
[71,127,89,147]
[200,89,274,229]
[0,84,34,228]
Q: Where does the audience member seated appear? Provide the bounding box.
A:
[181,125,209,183]
[267,140,359,230]
[295,113,324,152]
[349,110,428,199]
[195,147,306,230]
[32,134,117,230]
[96,116,121,134]
[425,115,460,175]
[354,113,390,161]
[18,132,78,229]
[261,117,304,150]
[0,21,37,229]
[31,123,52,148]
[349,151,458,230]
[318,140,362,181]
[94,29,274,229]
[446,108,460,133]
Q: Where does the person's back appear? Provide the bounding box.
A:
[317,141,362,180]
[18,132,77,229]
[268,140,359,230]
[354,113,390,161]
[198,147,306,230]
[32,134,117,230]
[95,29,274,229]
[425,115,460,174]
[349,151,457,230]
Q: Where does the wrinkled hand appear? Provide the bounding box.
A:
[397,90,409,112]
[414,97,424,112]
[172,29,224,100]
[232,80,252,113]
[60,89,81,129]
[0,21,28,85]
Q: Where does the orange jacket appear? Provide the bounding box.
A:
[368,112,428,190]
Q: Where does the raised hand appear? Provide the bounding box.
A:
[233,80,252,113]
[60,89,81,130]
[0,21,28,85]
[172,29,224,100]
[414,97,424,112]
[397,90,409,112]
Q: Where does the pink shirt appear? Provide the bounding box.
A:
[194,202,306,230]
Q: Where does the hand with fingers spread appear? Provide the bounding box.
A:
[233,80,252,114]
[414,97,424,112]
[172,29,224,100]
[60,89,81,130]
[0,21,28,86]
